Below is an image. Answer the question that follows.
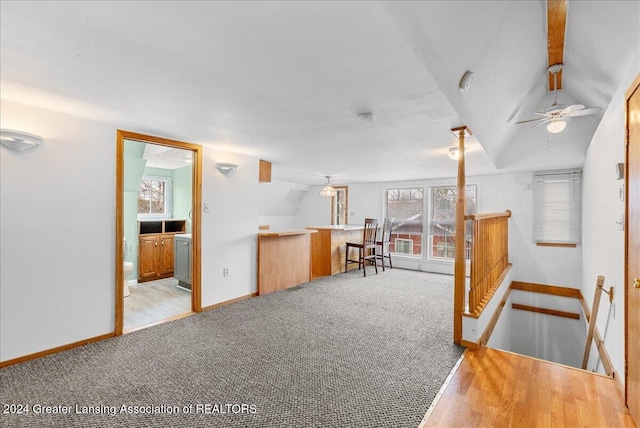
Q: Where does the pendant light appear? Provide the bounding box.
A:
[320,176,336,197]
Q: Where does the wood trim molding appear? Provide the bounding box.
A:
[468,263,512,318]
[116,130,203,333]
[330,185,348,225]
[547,0,567,90]
[0,333,116,368]
[512,303,580,320]
[202,292,258,312]
[536,242,577,248]
[460,339,480,349]
[465,210,512,221]
[511,281,581,298]
[479,285,513,346]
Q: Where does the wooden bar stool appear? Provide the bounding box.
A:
[376,217,394,271]
[345,218,379,277]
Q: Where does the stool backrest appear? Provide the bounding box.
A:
[381,217,394,244]
[363,218,379,246]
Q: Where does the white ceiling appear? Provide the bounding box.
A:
[1,1,638,185]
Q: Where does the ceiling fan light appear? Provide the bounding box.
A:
[448,146,466,160]
[546,120,567,134]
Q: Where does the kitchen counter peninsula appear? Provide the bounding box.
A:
[257,229,316,295]
[305,225,365,278]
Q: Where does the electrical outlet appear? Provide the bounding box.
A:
[522,182,532,191]
[223,267,229,277]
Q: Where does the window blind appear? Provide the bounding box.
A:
[533,170,582,244]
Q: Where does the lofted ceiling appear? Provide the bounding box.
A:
[1,1,638,185]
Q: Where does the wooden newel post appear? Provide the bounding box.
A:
[582,275,605,369]
[453,126,469,344]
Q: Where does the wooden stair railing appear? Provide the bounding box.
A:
[465,210,512,316]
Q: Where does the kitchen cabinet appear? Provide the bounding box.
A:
[138,220,185,282]
[174,234,192,290]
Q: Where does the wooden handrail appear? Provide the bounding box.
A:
[465,209,512,221]
[467,210,511,316]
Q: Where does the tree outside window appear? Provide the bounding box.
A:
[385,187,424,256]
[138,176,171,218]
[429,185,477,260]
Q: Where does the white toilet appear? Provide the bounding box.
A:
[123,262,133,297]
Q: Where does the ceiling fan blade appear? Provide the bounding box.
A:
[515,117,546,125]
[567,107,601,117]
[561,104,585,115]
[532,118,553,128]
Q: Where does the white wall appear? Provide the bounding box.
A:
[296,173,583,287]
[201,149,259,306]
[1,99,116,361]
[258,179,310,231]
[581,62,639,379]
[488,290,586,368]
[0,99,260,362]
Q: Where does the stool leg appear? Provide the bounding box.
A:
[345,245,348,273]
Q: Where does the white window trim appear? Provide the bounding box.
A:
[383,186,425,258]
[138,175,172,220]
[427,183,478,262]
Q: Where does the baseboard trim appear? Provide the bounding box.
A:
[511,281,581,298]
[202,292,258,312]
[0,332,116,368]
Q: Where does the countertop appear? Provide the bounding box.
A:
[305,225,364,231]
[258,229,317,237]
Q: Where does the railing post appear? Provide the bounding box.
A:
[453,126,469,344]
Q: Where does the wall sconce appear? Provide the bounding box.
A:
[448,146,467,160]
[215,162,238,175]
[0,129,44,151]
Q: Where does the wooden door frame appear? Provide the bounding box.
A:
[330,185,348,225]
[115,130,203,336]
[625,72,640,423]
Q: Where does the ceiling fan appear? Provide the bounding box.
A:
[516,64,601,133]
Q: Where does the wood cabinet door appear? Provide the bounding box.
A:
[159,235,174,275]
[138,235,159,279]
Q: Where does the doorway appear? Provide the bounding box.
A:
[115,130,202,336]
[331,186,348,225]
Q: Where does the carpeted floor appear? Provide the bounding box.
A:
[0,268,463,428]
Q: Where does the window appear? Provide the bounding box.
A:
[138,176,171,218]
[533,170,581,245]
[429,185,477,260]
[385,187,423,256]
[331,186,348,225]
[395,238,413,255]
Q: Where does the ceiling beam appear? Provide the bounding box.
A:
[547,0,568,90]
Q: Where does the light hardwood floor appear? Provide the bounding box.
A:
[124,278,191,331]
[422,347,636,427]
